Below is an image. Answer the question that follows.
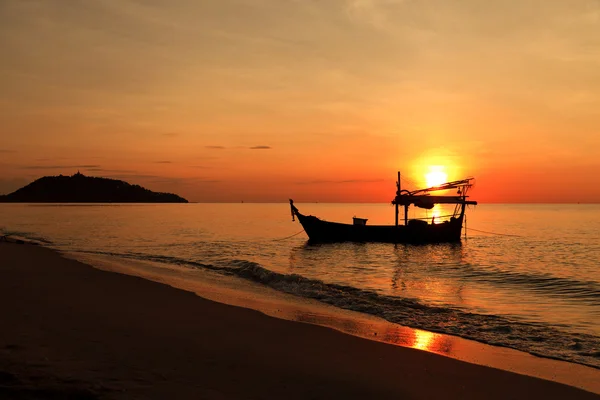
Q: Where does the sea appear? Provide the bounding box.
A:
[1,203,600,371]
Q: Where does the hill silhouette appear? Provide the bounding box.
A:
[0,173,188,203]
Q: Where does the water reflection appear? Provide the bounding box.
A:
[412,330,435,351]
[379,325,453,355]
[292,310,454,356]
[289,241,465,291]
[411,329,454,354]
[288,241,469,312]
[390,243,465,298]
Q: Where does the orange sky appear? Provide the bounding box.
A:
[1,1,599,202]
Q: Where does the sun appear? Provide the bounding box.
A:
[425,166,448,188]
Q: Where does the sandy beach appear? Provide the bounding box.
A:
[1,241,598,399]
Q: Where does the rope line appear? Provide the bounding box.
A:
[466,227,521,237]
[272,230,305,241]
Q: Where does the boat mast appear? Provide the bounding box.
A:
[459,182,469,220]
[395,171,400,226]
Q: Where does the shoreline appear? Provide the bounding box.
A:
[69,247,600,395]
[1,240,599,399]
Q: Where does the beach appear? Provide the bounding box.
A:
[1,240,598,399]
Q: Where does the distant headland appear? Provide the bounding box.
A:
[0,172,188,203]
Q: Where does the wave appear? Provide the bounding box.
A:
[0,229,54,245]
[72,249,600,370]
[227,260,600,369]
[73,249,221,272]
[450,263,600,306]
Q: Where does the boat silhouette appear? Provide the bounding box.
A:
[289,172,477,244]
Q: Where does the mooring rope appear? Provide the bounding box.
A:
[272,230,306,241]
[465,227,521,237]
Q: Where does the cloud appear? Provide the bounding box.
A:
[35,157,70,161]
[148,177,221,185]
[19,165,101,170]
[296,179,384,185]
[108,174,164,180]
[344,0,406,31]
[154,161,172,164]
[249,145,271,150]
[205,145,225,149]
[0,149,16,153]
[84,168,135,173]
[105,174,220,185]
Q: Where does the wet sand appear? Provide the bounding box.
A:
[1,241,598,399]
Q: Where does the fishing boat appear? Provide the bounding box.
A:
[289,172,477,244]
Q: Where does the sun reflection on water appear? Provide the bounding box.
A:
[412,330,436,351]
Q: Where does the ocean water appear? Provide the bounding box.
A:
[1,203,599,369]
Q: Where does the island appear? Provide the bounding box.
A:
[0,172,188,203]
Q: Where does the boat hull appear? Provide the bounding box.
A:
[296,213,464,244]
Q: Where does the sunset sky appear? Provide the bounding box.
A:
[1,0,599,202]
